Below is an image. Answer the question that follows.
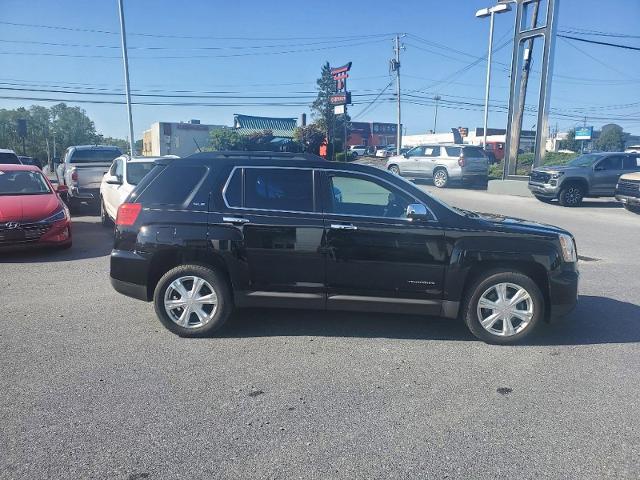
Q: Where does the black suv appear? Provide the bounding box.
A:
[110,152,579,344]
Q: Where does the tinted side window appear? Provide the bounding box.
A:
[224,169,242,207]
[463,146,487,158]
[597,156,623,170]
[623,156,640,170]
[445,146,462,157]
[244,168,313,212]
[328,174,412,218]
[138,165,208,207]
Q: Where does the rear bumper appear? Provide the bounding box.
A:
[615,194,640,206]
[69,187,100,201]
[110,249,151,301]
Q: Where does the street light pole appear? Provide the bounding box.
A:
[433,95,441,133]
[476,2,512,149]
[117,0,135,157]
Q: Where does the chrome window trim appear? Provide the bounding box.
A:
[221,165,438,222]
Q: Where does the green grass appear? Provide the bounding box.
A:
[488,152,579,178]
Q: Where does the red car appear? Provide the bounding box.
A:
[0,164,72,250]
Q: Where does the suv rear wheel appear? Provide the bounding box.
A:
[100,197,112,227]
[463,270,544,344]
[433,168,449,188]
[153,264,233,337]
[558,183,585,207]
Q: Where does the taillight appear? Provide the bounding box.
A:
[458,156,465,167]
[116,203,142,226]
[71,168,78,182]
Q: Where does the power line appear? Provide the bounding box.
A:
[558,34,640,52]
[559,27,640,40]
[351,81,394,120]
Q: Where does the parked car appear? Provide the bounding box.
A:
[109,151,578,344]
[0,149,21,164]
[375,145,396,158]
[373,145,389,157]
[625,145,640,154]
[615,172,640,214]
[529,152,640,206]
[56,145,122,211]
[386,144,489,188]
[18,156,43,170]
[100,155,166,226]
[0,164,71,250]
[349,145,367,157]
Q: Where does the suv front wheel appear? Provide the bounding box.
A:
[558,184,585,207]
[153,264,233,337]
[463,270,544,344]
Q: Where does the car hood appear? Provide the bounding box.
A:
[474,211,567,236]
[0,194,61,222]
[534,164,582,174]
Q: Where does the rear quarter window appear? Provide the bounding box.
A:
[137,164,209,209]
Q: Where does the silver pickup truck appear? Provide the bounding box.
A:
[56,145,122,210]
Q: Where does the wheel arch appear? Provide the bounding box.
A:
[561,177,589,194]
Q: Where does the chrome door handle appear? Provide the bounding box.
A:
[330,223,357,230]
[223,216,250,225]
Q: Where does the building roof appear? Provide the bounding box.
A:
[233,114,297,138]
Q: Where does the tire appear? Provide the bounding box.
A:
[433,168,449,188]
[534,195,553,203]
[100,197,112,227]
[462,270,544,345]
[153,264,233,337]
[388,164,400,175]
[623,204,640,214]
[558,183,585,207]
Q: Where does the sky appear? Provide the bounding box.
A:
[1,0,639,141]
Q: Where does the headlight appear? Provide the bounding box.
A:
[559,233,577,263]
[39,208,67,223]
[550,172,564,179]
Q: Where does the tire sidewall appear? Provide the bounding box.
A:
[463,270,544,344]
[153,264,232,337]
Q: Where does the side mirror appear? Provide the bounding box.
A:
[406,203,430,221]
[403,153,409,158]
[105,174,122,185]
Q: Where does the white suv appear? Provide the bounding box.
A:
[99,156,164,225]
[349,145,367,157]
[386,144,488,188]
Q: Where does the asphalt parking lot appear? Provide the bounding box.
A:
[1,188,639,479]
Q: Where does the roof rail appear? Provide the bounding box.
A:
[187,151,324,162]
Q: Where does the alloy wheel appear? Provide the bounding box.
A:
[163,276,218,328]
[433,170,448,187]
[389,165,400,175]
[564,187,583,205]
[476,282,534,337]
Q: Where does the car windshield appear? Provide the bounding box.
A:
[70,148,122,164]
[0,170,51,195]
[0,152,21,164]
[126,162,155,185]
[567,154,603,167]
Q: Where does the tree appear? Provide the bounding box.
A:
[208,127,247,151]
[293,124,325,154]
[244,130,278,151]
[311,62,349,160]
[595,124,625,152]
[559,129,582,152]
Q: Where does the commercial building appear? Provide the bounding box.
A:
[142,120,225,157]
[347,122,399,147]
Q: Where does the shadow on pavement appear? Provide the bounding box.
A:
[0,220,113,263]
[219,295,640,345]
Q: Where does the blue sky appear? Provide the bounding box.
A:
[1,0,639,140]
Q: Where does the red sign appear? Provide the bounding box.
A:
[331,62,352,91]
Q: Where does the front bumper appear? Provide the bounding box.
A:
[615,194,640,206]
[548,264,579,320]
[528,182,560,198]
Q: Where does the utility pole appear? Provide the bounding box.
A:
[512,0,540,173]
[117,0,135,157]
[392,34,404,155]
[482,10,495,148]
[433,95,441,133]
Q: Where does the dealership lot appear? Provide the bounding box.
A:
[1,188,639,479]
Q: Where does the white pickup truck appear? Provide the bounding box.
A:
[56,145,122,211]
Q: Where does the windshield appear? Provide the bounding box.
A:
[70,148,122,164]
[126,162,155,185]
[567,154,603,167]
[0,152,21,164]
[0,170,51,195]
